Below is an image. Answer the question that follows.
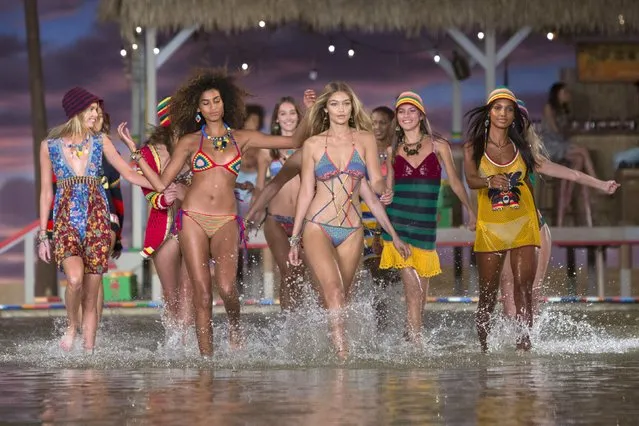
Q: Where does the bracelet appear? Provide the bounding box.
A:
[130,150,142,162]
[288,234,302,247]
[36,231,49,244]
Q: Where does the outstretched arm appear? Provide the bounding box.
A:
[437,140,477,219]
[237,116,309,151]
[102,135,153,189]
[118,123,191,193]
[245,150,303,221]
[536,158,620,194]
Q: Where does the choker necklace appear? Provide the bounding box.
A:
[66,135,91,158]
[402,134,424,156]
[201,123,232,151]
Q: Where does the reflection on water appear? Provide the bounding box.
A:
[1,302,639,424]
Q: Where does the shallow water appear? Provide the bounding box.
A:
[1,300,639,425]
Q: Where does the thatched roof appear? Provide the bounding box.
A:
[100,0,639,39]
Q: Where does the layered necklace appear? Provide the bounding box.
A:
[66,135,91,158]
[402,133,424,156]
[201,123,232,151]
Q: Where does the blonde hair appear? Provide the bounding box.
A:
[46,109,94,140]
[525,122,550,165]
[305,81,372,138]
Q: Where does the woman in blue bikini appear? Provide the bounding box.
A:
[288,82,410,360]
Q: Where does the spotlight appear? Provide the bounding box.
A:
[347,48,355,58]
[434,53,441,63]
[132,43,139,50]
[153,47,160,55]
[241,62,249,71]
[477,31,485,40]
[546,32,555,41]
[135,26,142,34]
[120,48,127,57]
[328,44,336,54]
[258,20,266,28]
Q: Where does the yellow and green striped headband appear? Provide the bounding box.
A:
[486,87,517,105]
[395,91,426,115]
[157,96,171,127]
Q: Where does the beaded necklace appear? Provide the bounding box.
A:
[201,123,232,151]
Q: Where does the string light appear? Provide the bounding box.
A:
[132,43,139,50]
[347,48,355,58]
[153,47,160,55]
[433,53,441,63]
[120,49,127,57]
[258,20,266,28]
[135,26,142,34]
[546,32,555,41]
[477,31,485,40]
[328,44,335,54]
[241,63,249,71]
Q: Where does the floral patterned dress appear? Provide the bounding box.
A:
[49,134,111,274]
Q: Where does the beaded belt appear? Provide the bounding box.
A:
[57,176,102,188]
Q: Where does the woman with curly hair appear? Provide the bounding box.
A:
[118,69,307,356]
[464,87,619,352]
[288,81,410,360]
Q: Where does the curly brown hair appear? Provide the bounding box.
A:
[171,68,249,138]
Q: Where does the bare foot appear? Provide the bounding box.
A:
[229,325,244,350]
[336,348,349,363]
[60,327,76,352]
[516,335,532,351]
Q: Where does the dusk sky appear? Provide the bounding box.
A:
[0,0,575,278]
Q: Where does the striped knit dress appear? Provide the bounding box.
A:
[380,151,442,277]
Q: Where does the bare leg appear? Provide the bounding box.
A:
[176,257,194,329]
[81,274,102,351]
[264,217,304,311]
[499,251,516,319]
[509,246,537,350]
[399,267,426,342]
[152,238,182,327]
[178,218,215,356]
[475,252,506,352]
[533,224,552,316]
[60,256,85,351]
[209,220,242,349]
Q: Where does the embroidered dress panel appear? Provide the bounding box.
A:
[191,132,242,176]
[474,143,540,252]
[48,134,110,273]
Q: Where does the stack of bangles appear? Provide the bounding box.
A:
[289,234,301,247]
[36,230,49,245]
[130,150,142,162]
[485,175,493,188]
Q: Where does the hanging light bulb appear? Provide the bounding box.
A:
[132,43,138,50]
[241,63,249,71]
[135,26,142,34]
[328,44,336,54]
[347,48,355,58]
[258,20,266,28]
[153,47,160,55]
[433,53,441,63]
[120,48,127,57]
[477,31,485,40]
[546,32,555,41]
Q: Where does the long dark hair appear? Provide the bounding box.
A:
[171,68,248,138]
[548,82,569,114]
[464,101,536,173]
[270,96,302,160]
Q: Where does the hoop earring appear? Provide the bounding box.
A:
[195,112,202,123]
[395,125,401,132]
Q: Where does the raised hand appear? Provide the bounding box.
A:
[117,122,138,153]
[303,89,317,110]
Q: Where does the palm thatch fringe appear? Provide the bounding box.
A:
[99,0,639,40]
